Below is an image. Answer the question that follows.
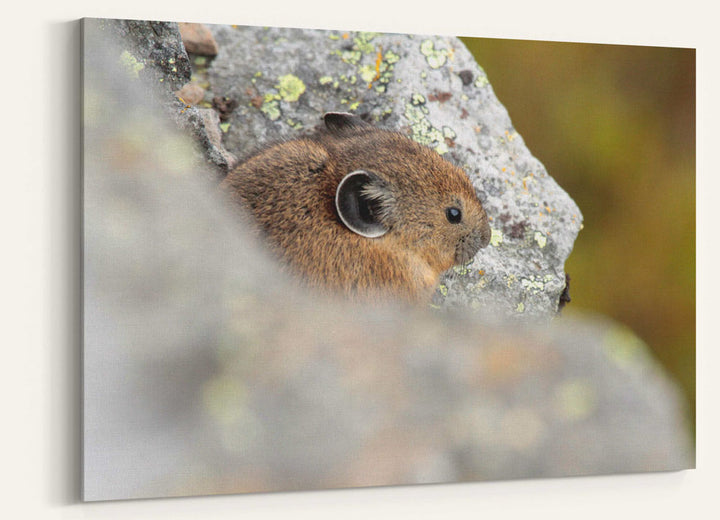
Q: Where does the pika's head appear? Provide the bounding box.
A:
[323,112,492,275]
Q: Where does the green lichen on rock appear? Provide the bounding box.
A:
[534,231,547,248]
[258,74,306,121]
[420,39,449,69]
[260,99,281,121]
[474,71,489,88]
[442,127,456,140]
[359,64,377,84]
[404,95,448,153]
[384,50,400,64]
[276,74,306,102]
[119,50,145,78]
[337,74,358,85]
[286,118,303,130]
[326,31,400,93]
[516,274,557,303]
[490,228,504,247]
[354,32,379,54]
[434,142,449,156]
[336,49,362,65]
[411,93,426,105]
[521,276,546,295]
[452,262,472,276]
[373,57,395,93]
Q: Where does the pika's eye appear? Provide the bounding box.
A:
[445,207,462,224]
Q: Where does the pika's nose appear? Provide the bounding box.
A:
[477,217,491,249]
[456,222,491,264]
[467,228,489,256]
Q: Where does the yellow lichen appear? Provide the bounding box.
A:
[534,232,547,248]
[276,74,306,102]
[119,50,144,78]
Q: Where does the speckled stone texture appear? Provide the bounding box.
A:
[207,26,583,316]
[88,18,237,177]
[94,18,192,96]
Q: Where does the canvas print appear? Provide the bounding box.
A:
[82,18,695,501]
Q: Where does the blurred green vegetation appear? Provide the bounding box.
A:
[461,37,696,428]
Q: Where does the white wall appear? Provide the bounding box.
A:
[2,1,717,518]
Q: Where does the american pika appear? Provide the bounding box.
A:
[221,112,491,302]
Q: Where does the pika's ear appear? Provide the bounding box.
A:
[323,112,371,134]
[335,170,396,238]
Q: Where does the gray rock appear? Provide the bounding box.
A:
[84,18,236,178]
[196,107,239,171]
[206,26,583,316]
[92,18,192,95]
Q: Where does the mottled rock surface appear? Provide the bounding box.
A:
[82,22,692,502]
[206,26,583,316]
[87,18,236,177]
[94,18,192,96]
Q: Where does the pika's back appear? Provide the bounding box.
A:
[221,112,491,302]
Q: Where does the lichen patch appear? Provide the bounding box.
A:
[276,74,306,102]
[420,39,450,69]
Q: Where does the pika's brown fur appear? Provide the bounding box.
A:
[221,112,491,302]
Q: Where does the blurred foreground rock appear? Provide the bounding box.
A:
[83,21,692,501]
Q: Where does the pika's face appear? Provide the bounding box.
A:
[329,118,491,274]
[412,180,492,268]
